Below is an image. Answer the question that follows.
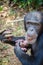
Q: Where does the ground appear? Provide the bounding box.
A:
[0,5,26,65]
[0,41,22,65]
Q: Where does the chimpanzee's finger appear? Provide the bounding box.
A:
[2,29,13,38]
[21,48,27,52]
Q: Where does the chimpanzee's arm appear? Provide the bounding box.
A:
[0,30,25,46]
[14,43,43,65]
[0,33,25,44]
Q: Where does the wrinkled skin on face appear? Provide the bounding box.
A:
[16,12,42,52]
[18,11,42,51]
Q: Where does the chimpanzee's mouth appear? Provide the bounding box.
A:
[28,37,35,41]
[27,35,36,41]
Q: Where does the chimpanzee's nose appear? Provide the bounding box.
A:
[30,28,34,31]
[31,29,33,31]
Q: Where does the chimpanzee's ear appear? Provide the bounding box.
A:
[24,15,27,31]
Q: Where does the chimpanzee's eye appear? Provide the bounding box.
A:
[33,23,40,26]
[26,22,41,31]
[27,22,30,24]
[27,22,40,26]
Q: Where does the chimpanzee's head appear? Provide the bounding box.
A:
[24,11,43,44]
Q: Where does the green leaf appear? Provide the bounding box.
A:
[0,6,3,11]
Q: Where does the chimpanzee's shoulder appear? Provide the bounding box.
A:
[38,34,43,49]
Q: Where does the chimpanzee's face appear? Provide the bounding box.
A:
[26,21,41,34]
[25,21,41,44]
[24,12,42,44]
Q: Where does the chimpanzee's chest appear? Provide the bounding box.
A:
[26,44,38,56]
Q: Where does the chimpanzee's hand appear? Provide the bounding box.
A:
[2,29,13,38]
[16,40,28,52]
[0,29,13,41]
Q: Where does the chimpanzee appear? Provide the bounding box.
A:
[14,11,43,65]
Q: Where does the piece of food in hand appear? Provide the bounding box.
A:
[21,48,27,52]
[19,40,29,48]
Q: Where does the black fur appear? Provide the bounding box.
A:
[14,11,43,65]
[14,34,43,65]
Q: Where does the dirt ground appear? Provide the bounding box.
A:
[0,41,22,65]
[0,5,26,65]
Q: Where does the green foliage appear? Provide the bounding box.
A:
[3,45,9,50]
[13,0,43,9]
[13,0,17,3]
[9,9,15,15]
[0,6,3,11]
